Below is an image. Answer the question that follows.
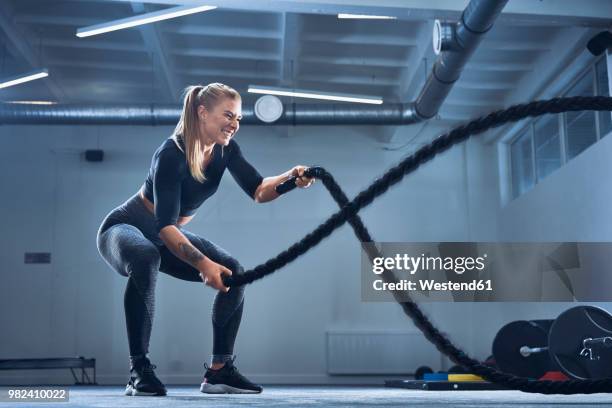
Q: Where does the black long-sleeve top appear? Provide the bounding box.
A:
[142,137,263,232]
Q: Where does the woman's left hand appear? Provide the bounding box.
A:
[291,165,315,189]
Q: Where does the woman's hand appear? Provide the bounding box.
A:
[198,259,232,292]
[290,165,315,188]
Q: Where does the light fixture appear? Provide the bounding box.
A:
[248,85,383,105]
[4,100,57,105]
[337,13,397,20]
[254,95,284,123]
[0,69,49,90]
[76,4,217,38]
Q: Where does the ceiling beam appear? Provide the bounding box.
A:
[453,81,515,91]
[173,48,279,61]
[130,2,179,101]
[165,24,280,40]
[444,98,505,108]
[59,78,155,89]
[299,74,398,86]
[44,38,145,52]
[296,78,394,93]
[177,67,278,80]
[0,5,66,100]
[301,33,420,47]
[280,13,301,86]
[479,42,552,52]
[300,55,407,68]
[464,61,533,72]
[386,21,432,144]
[14,14,100,27]
[47,58,153,72]
[398,21,432,100]
[178,70,275,82]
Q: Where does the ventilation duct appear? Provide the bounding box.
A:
[413,0,508,120]
[0,103,420,126]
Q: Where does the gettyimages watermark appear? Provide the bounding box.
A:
[361,242,612,302]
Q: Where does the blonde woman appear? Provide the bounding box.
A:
[97,83,314,396]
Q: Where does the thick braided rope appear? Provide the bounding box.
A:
[225,96,612,394]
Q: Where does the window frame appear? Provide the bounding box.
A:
[561,64,599,161]
[509,54,609,199]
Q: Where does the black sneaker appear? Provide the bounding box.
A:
[125,356,167,396]
[200,358,262,394]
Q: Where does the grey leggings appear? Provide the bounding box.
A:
[96,193,245,364]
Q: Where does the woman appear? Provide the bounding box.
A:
[96,83,314,396]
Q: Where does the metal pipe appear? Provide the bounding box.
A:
[0,102,419,126]
[413,0,509,120]
[0,104,181,126]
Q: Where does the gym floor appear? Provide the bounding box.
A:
[5,386,610,408]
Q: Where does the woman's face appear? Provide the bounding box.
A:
[198,97,242,146]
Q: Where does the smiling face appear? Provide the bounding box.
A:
[198,97,242,147]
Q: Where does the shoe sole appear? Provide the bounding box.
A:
[200,382,261,394]
[125,384,167,396]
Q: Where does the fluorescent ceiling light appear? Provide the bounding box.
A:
[5,100,57,105]
[77,4,217,38]
[248,85,383,105]
[338,13,397,20]
[0,69,49,90]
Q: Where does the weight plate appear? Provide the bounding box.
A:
[492,320,554,379]
[549,305,612,380]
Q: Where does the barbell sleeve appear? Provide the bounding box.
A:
[519,346,549,357]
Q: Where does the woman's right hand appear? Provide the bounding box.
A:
[198,259,232,292]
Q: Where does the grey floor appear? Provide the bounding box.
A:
[2,386,612,408]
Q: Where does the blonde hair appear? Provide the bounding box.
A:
[172,83,241,182]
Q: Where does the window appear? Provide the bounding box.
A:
[534,115,561,182]
[511,128,534,198]
[509,56,610,200]
[564,70,596,160]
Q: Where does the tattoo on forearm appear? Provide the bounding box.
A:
[178,242,204,265]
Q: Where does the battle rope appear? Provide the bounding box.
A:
[223,96,612,394]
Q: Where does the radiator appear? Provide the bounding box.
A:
[326,330,443,375]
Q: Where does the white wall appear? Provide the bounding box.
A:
[465,128,612,357]
[0,121,511,385]
[500,133,612,241]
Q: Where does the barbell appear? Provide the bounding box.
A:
[492,306,612,380]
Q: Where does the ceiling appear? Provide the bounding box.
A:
[0,0,610,125]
